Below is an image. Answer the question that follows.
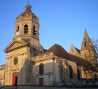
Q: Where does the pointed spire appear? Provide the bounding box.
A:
[84,29,88,38]
[83,29,91,42]
[81,29,93,51]
[71,44,74,48]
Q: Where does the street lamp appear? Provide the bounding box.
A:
[47,72,53,85]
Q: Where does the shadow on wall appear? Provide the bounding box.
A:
[14,58,83,86]
[4,55,94,86]
[0,82,3,88]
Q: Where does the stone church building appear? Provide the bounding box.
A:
[0,3,97,86]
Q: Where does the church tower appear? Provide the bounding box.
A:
[14,3,39,40]
[5,3,44,54]
[81,29,97,66]
[4,3,44,85]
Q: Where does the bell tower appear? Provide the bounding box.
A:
[14,3,39,41]
[81,29,97,66]
[13,3,44,54]
[4,3,44,85]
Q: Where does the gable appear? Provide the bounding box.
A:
[4,40,29,53]
[44,44,76,62]
[69,45,80,57]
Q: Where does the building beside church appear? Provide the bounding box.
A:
[0,3,97,86]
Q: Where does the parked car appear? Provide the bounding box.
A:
[56,82,66,86]
[64,82,74,86]
[86,81,98,86]
[50,82,75,86]
[50,83,58,86]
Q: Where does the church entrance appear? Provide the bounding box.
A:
[12,72,18,85]
[39,78,43,85]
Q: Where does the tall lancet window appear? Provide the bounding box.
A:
[77,69,80,80]
[24,25,28,35]
[84,41,86,47]
[33,26,36,36]
[39,63,44,74]
[69,65,73,79]
[16,26,19,35]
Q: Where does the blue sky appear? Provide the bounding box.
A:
[0,0,98,66]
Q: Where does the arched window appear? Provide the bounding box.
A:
[16,26,19,32]
[4,71,5,79]
[33,26,36,36]
[34,48,35,52]
[94,73,97,81]
[84,41,86,47]
[69,65,73,79]
[24,25,28,34]
[41,51,42,54]
[16,26,19,35]
[77,69,80,80]
[39,63,44,74]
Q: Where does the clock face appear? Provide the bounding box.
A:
[16,31,19,35]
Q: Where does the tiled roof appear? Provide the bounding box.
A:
[70,54,94,70]
[74,47,80,54]
[44,44,76,62]
[44,44,94,71]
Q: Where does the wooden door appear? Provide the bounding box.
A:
[12,73,18,85]
[39,78,43,85]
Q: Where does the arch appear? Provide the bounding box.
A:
[69,65,73,79]
[34,48,35,52]
[77,69,80,80]
[39,63,44,74]
[63,60,69,69]
[24,24,28,34]
[94,73,97,81]
[16,26,19,32]
[16,26,19,35]
[84,41,86,47]
[33,26,36,36]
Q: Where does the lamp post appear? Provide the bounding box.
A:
[47,72,53,85]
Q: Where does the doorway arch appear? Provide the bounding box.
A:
[12,72,18,85]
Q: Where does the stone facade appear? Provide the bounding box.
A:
[0,3,97,86]
[0,65,5,85]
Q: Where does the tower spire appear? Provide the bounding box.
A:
[81,29,94,51]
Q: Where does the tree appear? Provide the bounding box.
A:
[92,39,98,72]
[81,39,98,83]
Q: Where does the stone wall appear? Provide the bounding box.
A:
[0,64,6,85]
[5,46,30,85]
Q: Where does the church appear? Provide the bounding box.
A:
[0,3,97,86]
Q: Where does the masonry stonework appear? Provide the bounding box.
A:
[0,3,97,87]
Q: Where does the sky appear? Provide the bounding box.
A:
[0,0,98,66]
